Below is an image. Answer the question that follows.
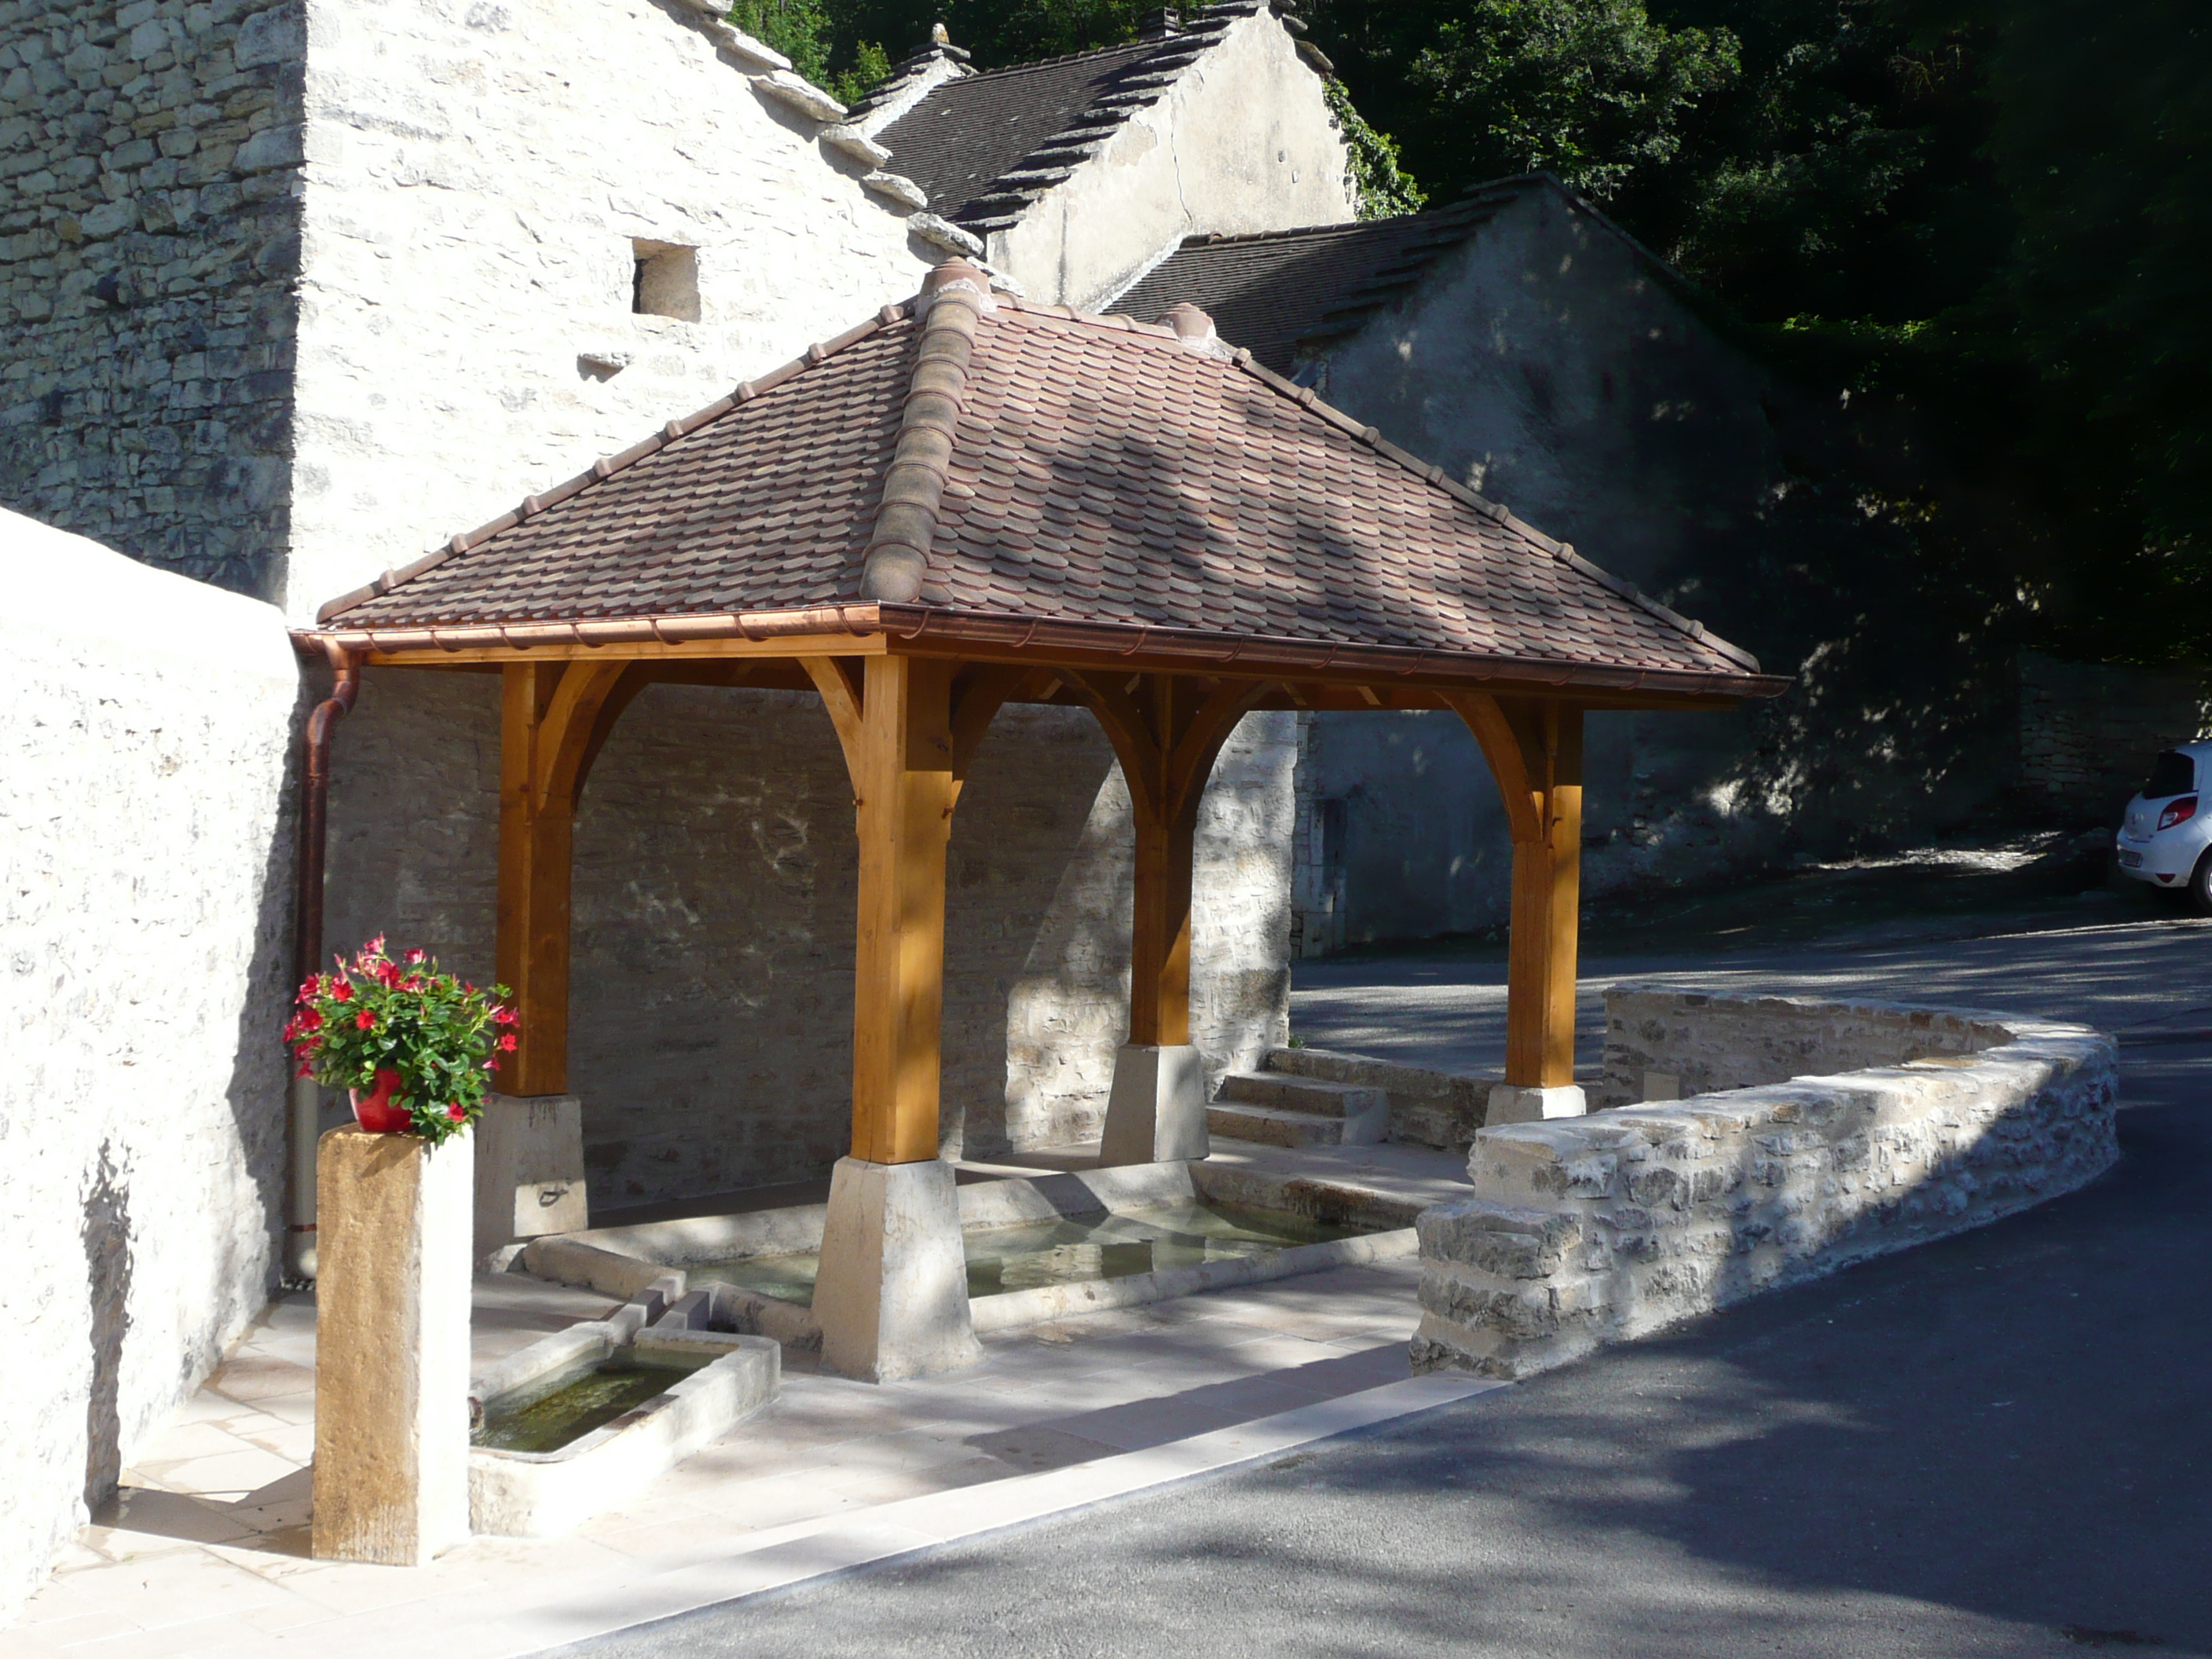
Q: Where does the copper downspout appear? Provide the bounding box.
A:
[287,656,360,1280]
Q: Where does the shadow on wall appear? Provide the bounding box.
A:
[80,1143,133,1512]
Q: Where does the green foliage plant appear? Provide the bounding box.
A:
[1325,79,1426,218]
[285,937,515,1147]
[1408,0,1739,200]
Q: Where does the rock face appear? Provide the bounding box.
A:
[1412,989,2121,1381]
[0,510,300,1624]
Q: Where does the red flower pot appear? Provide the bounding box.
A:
[349,1068,412,1133]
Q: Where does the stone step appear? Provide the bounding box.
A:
[1215,1069,1387,1122]
[1204,1103,1352,1149]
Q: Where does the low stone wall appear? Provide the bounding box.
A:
[1413,990,2119,1381]
[1599,984,2008,1108]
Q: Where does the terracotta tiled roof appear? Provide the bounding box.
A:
[1105,181,1530,373]
[869,5,1272,234]
[318,266,1767,691]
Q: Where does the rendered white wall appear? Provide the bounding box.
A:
[284,0,936,620]
[993,11,1355,311]
[0,509,299,1624]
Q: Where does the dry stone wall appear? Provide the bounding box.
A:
[322,677,1292,1210]
[0,511,299,1625]
[1599,984,2002,1108]
[1412,989,2119,1381]
[0,0,303,597]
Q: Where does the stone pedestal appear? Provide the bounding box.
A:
[311,1126,473,1565]
[474,1093,587,1260]
[1099,1043,1209,1165]
[1486,1084,1588,1126]
[812,1156,982,1383]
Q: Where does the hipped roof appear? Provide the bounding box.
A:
[313,269,1773,699]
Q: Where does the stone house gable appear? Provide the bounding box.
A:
[1111,174,1796,949]
[854,1,1354,311]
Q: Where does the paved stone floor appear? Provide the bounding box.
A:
[1,1248,1459,1658]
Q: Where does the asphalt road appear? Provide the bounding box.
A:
[556,921,2212,1659]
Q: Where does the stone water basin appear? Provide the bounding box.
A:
[688,1198,1374,1307]
[521,1161,1423,1342]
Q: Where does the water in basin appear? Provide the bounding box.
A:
[473,1354,705,1454]
[687,1198,1372,1309]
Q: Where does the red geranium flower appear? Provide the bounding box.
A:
[446,1103,465,1122]
[493,1007,517,1026]
[331,980,353,1002]
[355,1010,375,1030]
[498,1032,518,1051]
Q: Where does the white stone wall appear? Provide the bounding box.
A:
[283,0,935,620]
[994,9,1354,312]
[1412,990,2120,1381]
[0,510,299,1624]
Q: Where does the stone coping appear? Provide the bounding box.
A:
[1413,990,2121,1380]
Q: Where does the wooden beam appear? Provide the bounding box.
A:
[1070,672,1271,1049]
[496,660,632,1097]
[1442,692,1584,1089]
[813,656,956,1164]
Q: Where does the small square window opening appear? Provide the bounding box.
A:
[632,240,700,321]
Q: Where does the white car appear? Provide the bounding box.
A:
[2116,740,2212,910]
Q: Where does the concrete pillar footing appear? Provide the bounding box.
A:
[1485,1083,1588,1127]
[813,1156,983,1383]
[1100,1043,1209,1165]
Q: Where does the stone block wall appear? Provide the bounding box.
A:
[0,0,303,598]
[2019,649,2211,825]
[322,675,1292,1210]
[0,511,299,1624]
[1599,984,2002,1108]
[1412,989,2119,1381]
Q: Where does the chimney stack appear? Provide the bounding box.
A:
[1140,9,1181,39]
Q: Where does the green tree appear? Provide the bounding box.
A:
[1408,0,1739,200]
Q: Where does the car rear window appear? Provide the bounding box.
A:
[2144,750,2197,798]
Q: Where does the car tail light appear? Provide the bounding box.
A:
[2158,795,2199,831]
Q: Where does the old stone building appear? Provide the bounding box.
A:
[1111,174,1795,948]
[0,0,1357,1614]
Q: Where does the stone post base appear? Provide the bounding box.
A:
[312,1126,473,1565]
[474,1093,587,1261]
[1099,1043,1209,1165]
[1486,1084,1588,1127]
[813,1156,983,1383]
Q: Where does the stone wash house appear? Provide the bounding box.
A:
[1111,174,1794,950]
[0,0,1356,1614]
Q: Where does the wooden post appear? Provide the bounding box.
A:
[495,660,635,1097]
[1074,673,1270,1049]
[1444,693,1584,1092]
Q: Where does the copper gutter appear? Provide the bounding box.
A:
[300,604,1785,702]
[287,650,360,1280]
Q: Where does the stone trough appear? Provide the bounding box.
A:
[467,1278,778,1537]
[1413,987,2121,1380]
[516,1159,1419,1353]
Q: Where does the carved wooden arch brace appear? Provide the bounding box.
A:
[495,658,646,1097]
[1440,690,1585,1090]
[1068,671,1274,1049]
[800,656,1039,1164]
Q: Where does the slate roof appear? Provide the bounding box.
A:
[1108,176,1548,373]
[316,277,1768,694]
[868,4,1273,235]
